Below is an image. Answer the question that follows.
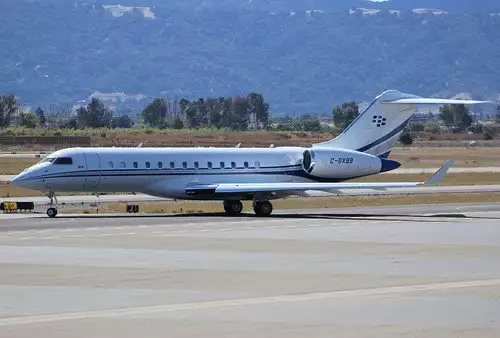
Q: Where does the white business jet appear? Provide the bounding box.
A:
[11,90,488,217]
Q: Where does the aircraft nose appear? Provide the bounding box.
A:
[11,171,42,190]
[11,172,28,187]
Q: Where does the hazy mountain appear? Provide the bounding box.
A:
[2,0,500,113]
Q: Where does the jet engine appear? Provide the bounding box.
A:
[301,148,400,179]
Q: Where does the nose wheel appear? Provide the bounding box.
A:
[46,207,58,218]
[223,200,243,216]
[253,201,273,217]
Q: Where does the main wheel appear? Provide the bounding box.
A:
[223,200,243,216]
[253,201,273,217]
[46,207,58,218]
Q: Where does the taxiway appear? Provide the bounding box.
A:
[1,203,500,337]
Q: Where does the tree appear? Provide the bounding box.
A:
[294,114,321,132]
[438,104,473,132]
[231,97,250,131]
[76,98,112,128]
[496,105,500,124]
[142,98,169,127]
[247,92,270,129]
[332,101,359,131]
[172,116,184,129]
[19,112,38,128]
[0,95,17,128]
[399,131,414,146]
[34,107,46,126]
[111,115,133,128]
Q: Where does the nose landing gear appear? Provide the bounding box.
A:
[46,191,58,218]
[46,207,58,218]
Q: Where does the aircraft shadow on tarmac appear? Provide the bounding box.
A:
[49,212,487,223]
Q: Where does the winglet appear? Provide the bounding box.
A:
[424,160,454,185]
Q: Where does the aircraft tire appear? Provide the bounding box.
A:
[253,201,273,217]
[223,200,243,216]
[46,207,58,218]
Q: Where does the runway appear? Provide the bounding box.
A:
[1,204,500,337]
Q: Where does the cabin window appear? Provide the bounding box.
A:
[170,162,175,169]
[108,161,113,168]
[54,157,73,165]
[145,161,151,169]
[133,162,138,169]
[255,161,260,169]
[120,161,126,168]
[220,162,225,169]
[231,161,236,169]
[182,162,187,169]
[244,161,249,169]
[158,162,163,169]
[207,161,212,169]
[194,161,199,169]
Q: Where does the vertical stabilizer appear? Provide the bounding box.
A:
[315,90,489,158]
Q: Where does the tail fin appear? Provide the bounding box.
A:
[314,90,490,157]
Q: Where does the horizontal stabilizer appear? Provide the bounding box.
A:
[382,98,492,105]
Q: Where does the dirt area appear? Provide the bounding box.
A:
[389,147,500,168]
[2,129,500,152]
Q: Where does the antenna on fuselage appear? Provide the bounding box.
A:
[137,142,143,148]
[235,143,241,148]
[269,144,274,148]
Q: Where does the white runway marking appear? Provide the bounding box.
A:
[0,279,499,327]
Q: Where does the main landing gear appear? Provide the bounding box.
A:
[253,201,273,217]
[46,191,58,218]
[223,200,273,217]
[223,200,243,216]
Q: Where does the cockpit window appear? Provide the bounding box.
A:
[38,157,55,164]
[54,157,73,165]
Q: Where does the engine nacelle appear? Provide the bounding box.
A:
[302,148,400,179]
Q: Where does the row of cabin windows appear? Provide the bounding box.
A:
[107,161,260,170]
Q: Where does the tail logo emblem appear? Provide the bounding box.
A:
[372,115,387,127]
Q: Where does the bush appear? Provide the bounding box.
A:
[19,112,37,128]
[409,122,424,132]
[469,122,483,134]
[399,131,414,146]
[172,117,184,129]
[423,120,440,133]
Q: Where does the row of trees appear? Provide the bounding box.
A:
[141,93,270,131]
[2,93,500,135]
[0,93,271,131]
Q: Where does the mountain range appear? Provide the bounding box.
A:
[2,0,500,114]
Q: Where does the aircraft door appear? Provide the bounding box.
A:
[84,152,101,189]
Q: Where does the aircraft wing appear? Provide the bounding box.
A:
[186,160,454,197]
[382,98,492,105]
